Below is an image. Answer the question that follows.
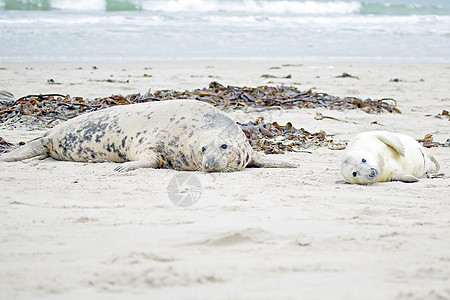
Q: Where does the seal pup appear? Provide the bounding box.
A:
[341,131,439,184]
[1,100,296,172]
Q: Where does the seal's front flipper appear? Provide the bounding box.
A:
[247,153,298,168]
[388,171,419,183]
[375,132,405,157]
[0,137,49,162]
[114,151,160,172]
[114,160,159,172]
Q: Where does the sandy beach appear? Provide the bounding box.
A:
[0,61,449,300]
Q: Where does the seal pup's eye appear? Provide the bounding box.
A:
[220,144,228,150]
[201,147,206,153]
[352,171,357,177]
[362,158,367,163]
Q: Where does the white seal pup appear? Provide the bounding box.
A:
[0,100,296,172]
[341,131,439,184]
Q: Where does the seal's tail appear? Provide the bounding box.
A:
[0,137,49,162]
[430,155,440,174]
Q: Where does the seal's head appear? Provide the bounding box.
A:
[199,136,252,172]
[341,151,381,185]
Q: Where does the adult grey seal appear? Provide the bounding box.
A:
[0,100,296,172]
[340,131,440,184]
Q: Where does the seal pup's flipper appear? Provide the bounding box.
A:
[247,153,298,168]
[388,171,419,183]
[430,155,440,173]
[374,132,405,157]
[0,137,49,162]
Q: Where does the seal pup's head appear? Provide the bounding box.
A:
[341,151,381,185]
[199,135,251,172]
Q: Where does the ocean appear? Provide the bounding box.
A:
[0,0,449,62]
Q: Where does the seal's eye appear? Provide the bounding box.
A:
[201,147,206,153]
[362,158,367,163]
[220,144,228,150]
[352,171,357,177]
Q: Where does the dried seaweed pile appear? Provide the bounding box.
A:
[156,82,401,113]
[0,82,402,154]
[417,134,450,148]
[0,93,152,126]
[0,81,400,126]
[238,117,335,154]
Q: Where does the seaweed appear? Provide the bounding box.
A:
[417,134,450,148]
[0,82,401,125]
[237,117,334,154]
[0,82,404,153]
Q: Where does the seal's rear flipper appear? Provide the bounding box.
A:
[430,155,440,173]
[0,137,49,162]
[388,171,419,183]
[248,153,298,168]
[375,132,405,157]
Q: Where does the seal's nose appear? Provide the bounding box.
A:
[369,168,379,178]
[202,157,220,171]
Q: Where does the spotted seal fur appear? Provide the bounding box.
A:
[341,131,440,184]
[1,100,296,172]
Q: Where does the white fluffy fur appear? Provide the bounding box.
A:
[341,131,439,184]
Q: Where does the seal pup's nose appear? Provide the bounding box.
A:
[369,168,379,178]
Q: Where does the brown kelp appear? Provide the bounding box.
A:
[0,82,404,153]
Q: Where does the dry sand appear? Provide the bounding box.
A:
[0,61,449,300]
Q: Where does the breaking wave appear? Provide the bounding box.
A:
[2,0,449,15]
